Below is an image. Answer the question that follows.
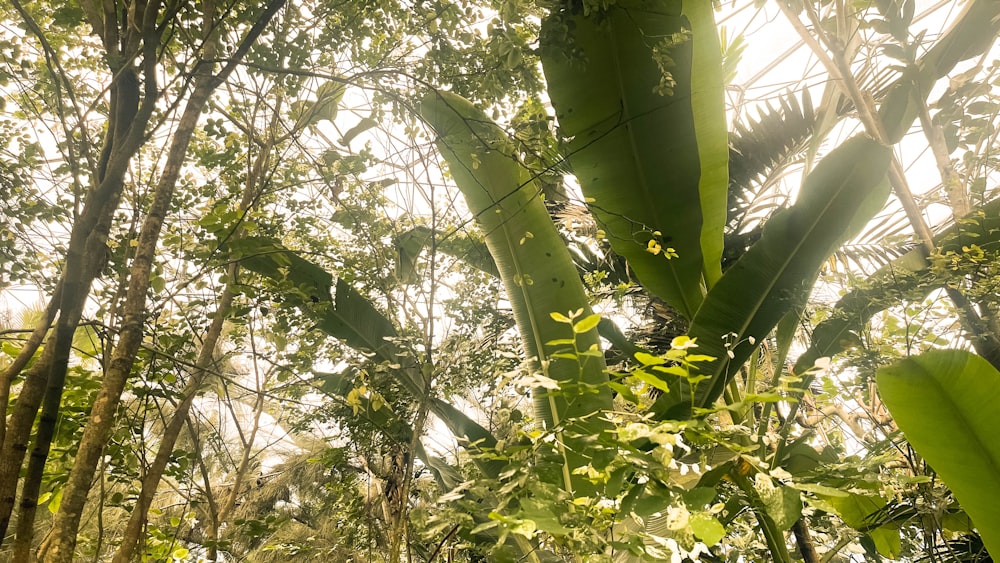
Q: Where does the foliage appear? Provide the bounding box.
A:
[0,0,999,562]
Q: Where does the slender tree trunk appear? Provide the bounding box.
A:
[0,0,103,447]
[110,284,234,563]
[112,107,278,560]
[389,401,428,563]
[35,4,287,559]
[0,183,132,543]
[792,519,820,563]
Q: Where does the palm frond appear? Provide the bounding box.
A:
[728,89,815,228]
[826,242,918,275]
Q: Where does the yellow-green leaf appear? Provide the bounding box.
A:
[572,313,601,334]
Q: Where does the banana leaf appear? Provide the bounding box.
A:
[227,236,334,302]
[541,0,724,319]
[682,1,728,289]
[233,240,502,473]
[421,90,613,437]
[877,350,1000,558]
[655,135,891,418]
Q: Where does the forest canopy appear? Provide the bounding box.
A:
[1,0,999,561]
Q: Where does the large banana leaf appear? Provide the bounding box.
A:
[420,90,613,434]
[227,236,334,301]
[540,0,724,319]
[656,136,891,418]
[314,284,501,462]
[877,350,1000,558]
[795,196,1000,375]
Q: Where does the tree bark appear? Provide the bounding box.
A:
[0,0,166,542]
[792,518,820,563]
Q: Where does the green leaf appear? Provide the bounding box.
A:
[340,116,378,147]
[823,493,901,559]
[549,311,572,324]
[758,482,801,531]
[658,135,890,418]
[690,511,726,546]
[683,487,717,509]
[52,4,85,27]
[47,488,62,514]
[572,314,601,334]
[519,498,571,536]
[632,369,670,394]
[789,482,849,498]
[316,280,400,369]
[393,226,501,280]
[295,80,346,129]
[877,350,1000,557]
[541,1,711,319]
[634,351,666,366]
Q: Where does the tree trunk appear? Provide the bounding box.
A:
[112,95,280,561]
[792,518,820,563]
[110,284,234,563]
[0,0,162,544]
[0,60,145,542]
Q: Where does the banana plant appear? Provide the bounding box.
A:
[666,135,891,416]
[539,0,892,418]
